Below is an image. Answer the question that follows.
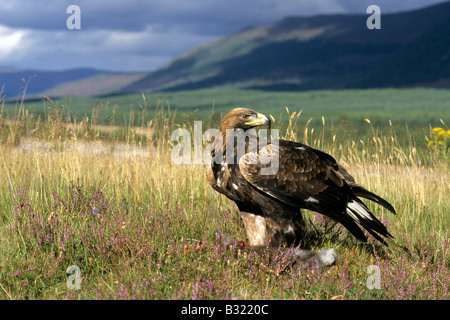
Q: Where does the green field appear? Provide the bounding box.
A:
[0,88,448,300]
[5,88,450,138]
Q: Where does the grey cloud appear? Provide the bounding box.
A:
[0,0,448,71]
[1,0,447,35]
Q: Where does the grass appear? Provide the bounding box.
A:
[0,88,448,300]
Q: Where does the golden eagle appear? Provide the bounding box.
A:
[207,108,396,265]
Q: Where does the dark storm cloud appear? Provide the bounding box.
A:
[0,0,448,71]
[0,0,342,34]
[1,0,446,33]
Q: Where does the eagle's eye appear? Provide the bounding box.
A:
[242,114,252,120]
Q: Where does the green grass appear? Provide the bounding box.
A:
[4,88,450,139]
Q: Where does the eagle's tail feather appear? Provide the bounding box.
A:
[348,183,396,215]
[339,216,368,243]
[345,198,393,245]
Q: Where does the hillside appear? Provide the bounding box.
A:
[123,1,450,92]
[350,18,450,88]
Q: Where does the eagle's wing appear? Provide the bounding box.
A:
[239,139,393,243]
[239,140,349,212]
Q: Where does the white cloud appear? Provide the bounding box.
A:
[0,25,28,60]
[0,24,216,71]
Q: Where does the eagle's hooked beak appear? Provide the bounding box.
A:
[245,113,271,127]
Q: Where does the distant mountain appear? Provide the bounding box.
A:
[42,72,147,98]
[0,68,146,99]
[123,1,450,92]
[0,68,99,98]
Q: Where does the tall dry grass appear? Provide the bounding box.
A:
[0,95,448,300]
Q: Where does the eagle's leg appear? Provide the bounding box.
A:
[240,211,336,269]
[240,212,268,247]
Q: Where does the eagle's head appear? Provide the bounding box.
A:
[220,108,271,131]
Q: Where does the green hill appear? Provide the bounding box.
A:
[123,1,450,92]
[350,19,450,88]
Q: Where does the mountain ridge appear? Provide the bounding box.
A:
[123,1,450,92]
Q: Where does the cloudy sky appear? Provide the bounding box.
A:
[0,0,447,72]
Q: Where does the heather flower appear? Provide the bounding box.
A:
[92,207,99,216]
